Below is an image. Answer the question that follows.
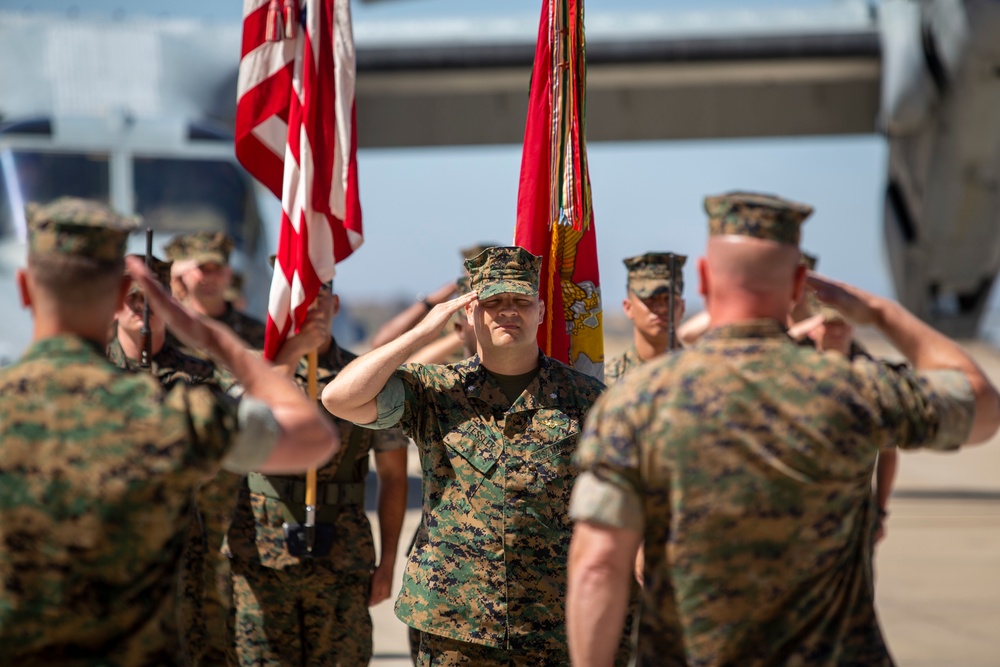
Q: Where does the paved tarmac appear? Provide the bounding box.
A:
[366,333,1000,666]
[865,335,1000,666]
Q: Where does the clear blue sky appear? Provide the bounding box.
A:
[338,136,892,314]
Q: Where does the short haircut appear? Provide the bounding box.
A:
[28,253,124,307]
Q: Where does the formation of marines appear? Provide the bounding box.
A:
[0,191,998,667]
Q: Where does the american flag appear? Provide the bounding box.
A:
[236,0,362,361]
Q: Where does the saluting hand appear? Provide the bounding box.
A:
[126,256,215,353]
[805,273,877,326]
[410,291,479,346]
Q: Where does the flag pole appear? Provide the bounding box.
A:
[304,348,319,553]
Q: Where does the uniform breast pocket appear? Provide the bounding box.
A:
[526,411,580,473]
[530,434,578,486]
[441,426,502,502]
[519,430,579,534]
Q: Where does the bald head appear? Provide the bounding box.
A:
[699,236,806,325]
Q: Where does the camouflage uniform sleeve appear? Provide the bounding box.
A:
[603,355,624,387]
[569,386,646,531]
[162,382,242,472]
[855,359,975,451]
[368,366,421,432]
[220,395,280,473]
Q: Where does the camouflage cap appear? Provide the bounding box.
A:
[27,197,136,263]
[455,275,472,297]
[163,231,234,265]
[624,252,687,299]
[125,254,172,294]
[464,246,542,299]
[704,191,813,246]
[800,251,818,271]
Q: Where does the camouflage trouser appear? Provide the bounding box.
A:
[413,601,635,667]
[405,527,423,665]
[230,558,372,667]
[177,515,209,664]
[408,625,422,665]
[177,471,244,667]
[416,633,567,667]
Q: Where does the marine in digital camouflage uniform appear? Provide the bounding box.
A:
[108,254,217,388]
[566,191,999,667]
[164,230,267,663]
[0,198,296,665]
[107,253,241,666]
[227,284,409,667]
[605,252,687,386]
[164,230,267,351]
[322,246,620,666]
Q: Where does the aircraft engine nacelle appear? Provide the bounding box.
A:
[880,0,1000,337]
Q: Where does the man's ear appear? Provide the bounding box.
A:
[698,257,709,301]
[537,298,545,321]
[16,269,31,309]
[622,297,634,321]
[790,262,807,304]
[331,294,341,317]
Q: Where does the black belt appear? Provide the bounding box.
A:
[247,472,364,506]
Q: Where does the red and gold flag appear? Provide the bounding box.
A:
[514,0,603,379]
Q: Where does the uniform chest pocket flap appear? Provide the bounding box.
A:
[526,411,580,463]
[442,423,502,476]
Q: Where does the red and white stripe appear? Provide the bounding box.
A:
[236,0,362,361]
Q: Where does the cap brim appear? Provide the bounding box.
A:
[477,281,536,300]
[630,279,679,299]
[192,252,228,266]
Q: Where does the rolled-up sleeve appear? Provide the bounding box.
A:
[858,360,975,452]
[368,374,406,430]
[570,470,644,531]
[914,369,975,450]
[571,388,645,530]
[220,395,280,473]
